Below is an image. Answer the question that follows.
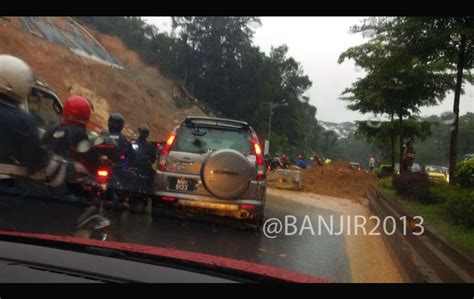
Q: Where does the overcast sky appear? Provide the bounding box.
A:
[143,17,474,123]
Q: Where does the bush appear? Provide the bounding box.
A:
[378,176,392,189]
[376,164,393,178]
[443,188,474,228]
[428,183,452,203]
[392,172,432,203]
[456,157,474,188]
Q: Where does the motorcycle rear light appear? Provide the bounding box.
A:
[161,196,176,201]
[95,144,116,149]
[256,173,265,181]
[97,170,109,177]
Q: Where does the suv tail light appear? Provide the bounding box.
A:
[251,138,265,181]
[158,132,176,171]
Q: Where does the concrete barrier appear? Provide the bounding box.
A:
[267,169,303,190]
[366,184,473,283]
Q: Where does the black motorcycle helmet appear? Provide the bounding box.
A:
[108,113,124,131]
[138,125,150,139]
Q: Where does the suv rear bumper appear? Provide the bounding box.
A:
[152,190,265,226]
[155,190,264,206]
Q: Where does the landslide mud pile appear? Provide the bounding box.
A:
[301,161,375,201]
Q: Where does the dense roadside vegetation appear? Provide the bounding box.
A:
[76,17,327,159]
[76,17,473,168]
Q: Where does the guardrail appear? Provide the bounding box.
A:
[366,183,473,283]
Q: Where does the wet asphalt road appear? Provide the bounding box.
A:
[0,188,350,282]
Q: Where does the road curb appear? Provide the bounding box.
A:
[365,183,473,283]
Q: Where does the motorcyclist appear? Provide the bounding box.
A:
[42,96,95,170]
[271,153,280,169]
[295,154,306,169]
[41,95,99,196]
[0,55,84,189]
[100,113,136,168]
[99,113,136,202]
[130,125,156,193]
[280,154,289,169]
[307,157,314,168]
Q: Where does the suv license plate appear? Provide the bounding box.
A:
[170,177,195,191]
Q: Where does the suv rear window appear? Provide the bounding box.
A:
[172,126,253,155]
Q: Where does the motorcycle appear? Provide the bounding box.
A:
[92,136,152,213]
[128,141,155,214]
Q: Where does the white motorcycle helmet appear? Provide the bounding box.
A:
[0,55,34,110]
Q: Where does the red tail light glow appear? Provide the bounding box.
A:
[252,139,264,166]
[97,170,109,177]
[240,204,255,210]
[161,196,176,201]
[96,168,110,184]
[158,132,176,171]
[251,138,265,181]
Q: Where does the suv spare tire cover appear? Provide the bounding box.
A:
[201,149,252,199]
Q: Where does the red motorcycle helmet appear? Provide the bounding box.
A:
[63,95,91,124]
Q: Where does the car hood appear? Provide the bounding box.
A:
[0,230,332,283]
[427,172,445,178]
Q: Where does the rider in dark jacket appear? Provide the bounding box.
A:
[0,55,85,190]
[41,95,98,195]
[100,113,136,169]
[99,113,136,198]
[131,125,156,193]
[0,56,49,174]
[42,96,95,171]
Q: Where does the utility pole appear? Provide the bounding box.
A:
[266,100,288,154]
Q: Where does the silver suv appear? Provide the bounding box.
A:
[152,117,266,227]
[152,116,266,228]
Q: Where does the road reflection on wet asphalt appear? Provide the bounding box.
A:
[0,187,350,282]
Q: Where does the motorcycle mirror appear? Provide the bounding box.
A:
[53,129,65,138]
[77,140,91,153]
[94,137,104,146]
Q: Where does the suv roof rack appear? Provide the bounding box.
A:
[184,116,250,129]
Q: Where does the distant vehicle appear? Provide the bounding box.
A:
[152,116,266,228]
[375,164,393,178]
[463,154,474,161]
[349,162,361,171]
[410,163,422,173]
[424,165,449,183]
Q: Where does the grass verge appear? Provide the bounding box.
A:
[377,179,474,259]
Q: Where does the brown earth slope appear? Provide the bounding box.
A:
[0,17,206,139]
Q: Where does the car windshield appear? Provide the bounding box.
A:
[0,16,473,284]
[425,166,442,173]
[172,126,253,155]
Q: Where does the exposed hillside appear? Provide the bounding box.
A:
[0,17,207,140]
[319,121,357,139]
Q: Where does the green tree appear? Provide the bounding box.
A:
[339,20,453,172]
[359,17,474,184]
[78,17,320,159]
